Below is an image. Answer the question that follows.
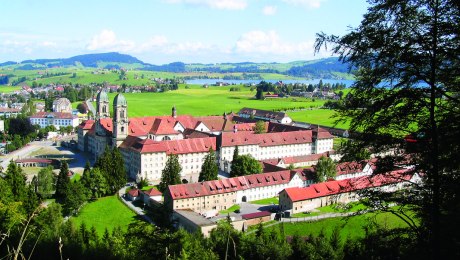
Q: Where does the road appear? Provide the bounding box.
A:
[118,186,155,224]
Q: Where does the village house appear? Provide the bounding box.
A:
[238,107,293,124]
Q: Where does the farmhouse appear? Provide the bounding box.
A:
[279,169,420,214]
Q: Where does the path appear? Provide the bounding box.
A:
[118,186,155,225]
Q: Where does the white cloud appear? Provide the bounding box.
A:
[41,41,57,47]
[234,30,310,54]
[262,5,277,15]
[282,0,326,9]
[86,30,135,52]
[164,0,247,10]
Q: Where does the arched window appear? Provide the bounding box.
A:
[162,136,171,141]
[120,110,125,119]
[121,126,125,133]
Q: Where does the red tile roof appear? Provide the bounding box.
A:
[143,188,162,196]
[30,112,77,119]
[221,130,313,147]
[78,120,94,130]
[128,188,140,197]
[283,169,413,202]
[242,211,272,219]
[314,127,334,139]
[120,136,216,155]
[168,170,293,200]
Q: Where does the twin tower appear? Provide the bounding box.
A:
[95,90,128,147]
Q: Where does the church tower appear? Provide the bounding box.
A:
[96,90,110,118]
[112,93,128,147]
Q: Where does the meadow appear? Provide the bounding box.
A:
[0,85,21,93]
[71,195,137,236]
[75,84,349,128]
[269,211,410,240]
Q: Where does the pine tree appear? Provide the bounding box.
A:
[4,160,27,202]
[56,161,70,199]
[198,148,218,182]
[111,147,126,193]
[159,154,182,192]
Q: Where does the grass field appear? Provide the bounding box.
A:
[291,203,368,217]
[0,85,21,93]
[270,211,409,240]
[71,195,137,236]
[71,84,349,127]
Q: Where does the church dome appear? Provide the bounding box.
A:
[96,90,109,102]
[114,93,127,107]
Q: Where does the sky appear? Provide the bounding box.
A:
[0,0,369,64]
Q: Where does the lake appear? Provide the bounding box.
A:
[185,79,355,87]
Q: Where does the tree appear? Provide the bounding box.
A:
[230,154,262,177]
[110,147,126,193]
[85,168,108,199]
[4,161,27,202]
[63,181,87,216]
[198,148,218,182]
[253,120,266,134]
[36,166,55,198]
[315,0,460,256]
[76,103,88,114]
[315,156,336,182]
[56,161,70,199]
[255,87,264,100]
[159,154,182,192]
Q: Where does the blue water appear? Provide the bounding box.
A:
[185,79,355,87]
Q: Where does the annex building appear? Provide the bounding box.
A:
[78,90,335,183]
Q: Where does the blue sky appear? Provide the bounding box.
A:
[0,0,368,64]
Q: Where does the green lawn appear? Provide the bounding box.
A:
[271,211,410,240]
[72,195,137,236]
[219,204,241,214]
[292,202,368,218]
[0,85,21,93]
[73,85,329,119]
[250,197,279,205]
[289,109,350,129]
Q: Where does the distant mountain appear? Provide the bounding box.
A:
[0,52,352,79]
[19,52,146,68]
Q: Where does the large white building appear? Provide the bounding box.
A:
[29,112,79,130]
[78,90,336,183]
[52,98,72,113]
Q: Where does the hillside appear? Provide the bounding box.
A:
[0,53,353,79]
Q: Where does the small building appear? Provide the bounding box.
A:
[241,211,272,226]
[127,188,141,201]
[238,107,292,124]
[15,158,54,168]
[0,108,20,118]
[142,188,163,205]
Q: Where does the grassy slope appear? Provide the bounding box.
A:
[0,85,21,93]
[71,195,137,236]
[271,211,409,240]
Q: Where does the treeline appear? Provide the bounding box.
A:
[0,75,9,84]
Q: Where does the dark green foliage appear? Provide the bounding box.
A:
[315,156,337,182]
[315,0,460,257]
[159,154,182,192]
[36,166,55,198]
[198,148,218,182]
[94,146,127,194]
[63,181,87,216]
[56,161,70,199]
[83,168,108,199]
[4,161,27,202]
[230,154,262,177]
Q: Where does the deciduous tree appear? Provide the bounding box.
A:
[315,156,336,182]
